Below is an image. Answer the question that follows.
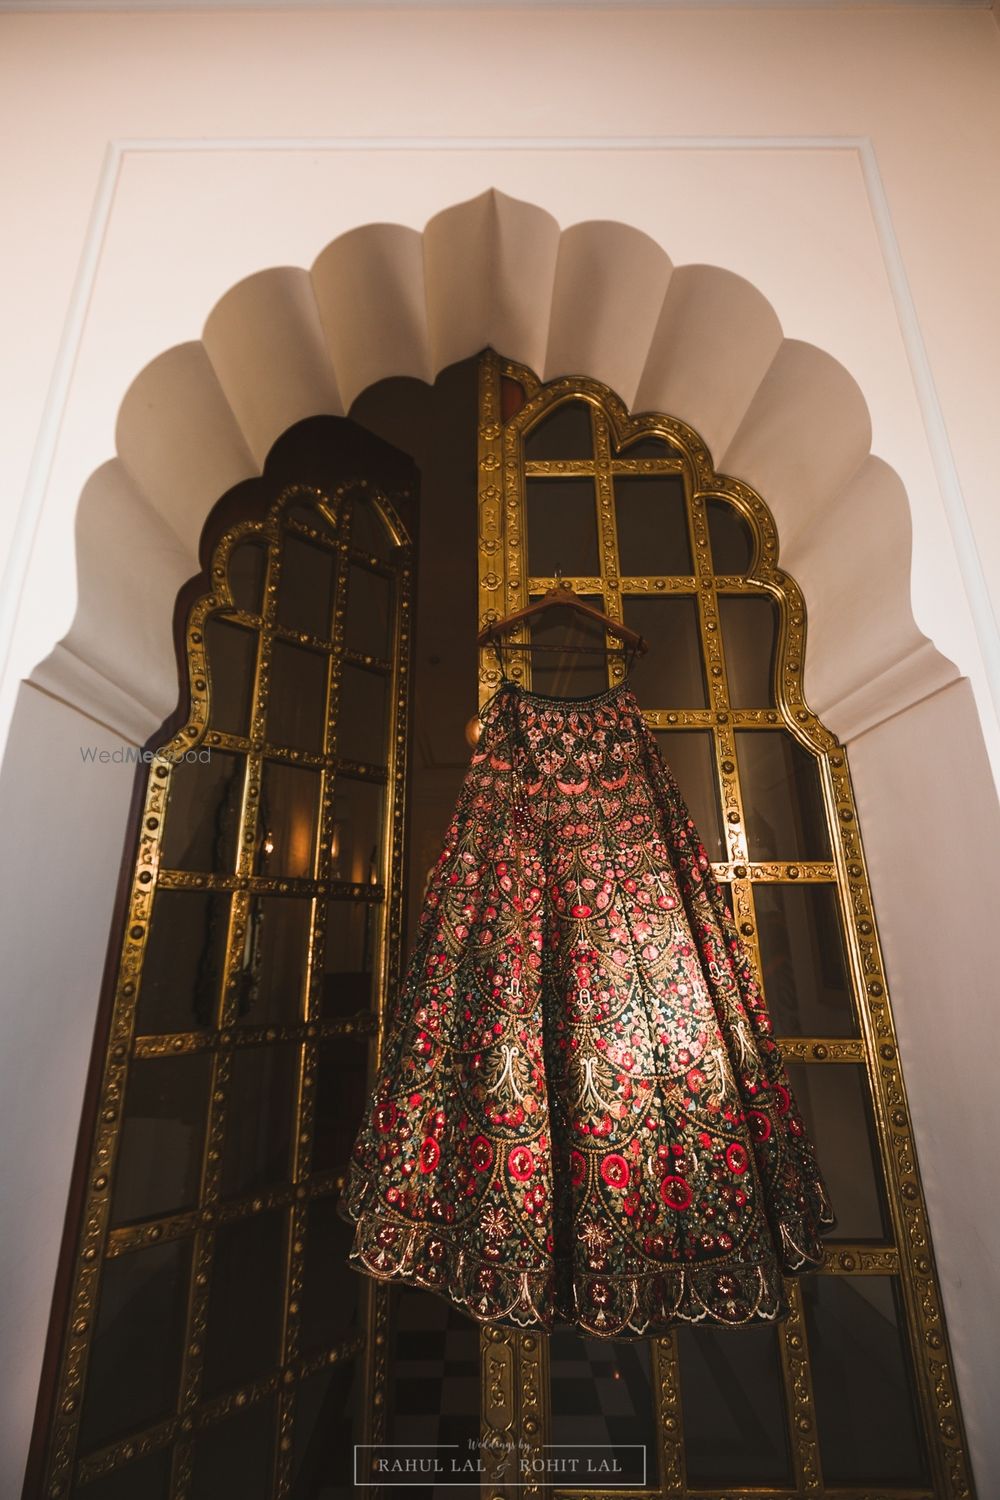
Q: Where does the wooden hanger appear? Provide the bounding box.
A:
[477,578,647,658]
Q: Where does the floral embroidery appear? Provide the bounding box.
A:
[340,681,835,1337]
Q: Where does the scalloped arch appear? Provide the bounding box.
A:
[31,187,957,749]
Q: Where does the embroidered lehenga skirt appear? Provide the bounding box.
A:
[340,679,834,1337]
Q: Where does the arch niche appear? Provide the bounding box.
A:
[7,190,998,1496]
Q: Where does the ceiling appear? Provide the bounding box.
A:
[1,0,992,12]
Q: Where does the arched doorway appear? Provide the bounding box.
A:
[28,351,973,1498]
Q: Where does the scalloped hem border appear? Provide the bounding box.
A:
[338,1198,834,1339]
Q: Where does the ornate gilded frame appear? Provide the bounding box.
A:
[476,349,973,1500]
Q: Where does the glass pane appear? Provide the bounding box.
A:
[300,1194,361,1350]
[233,896,312,1026]
[331,777,385,887]
[77,1447,172,1500]
[736,731,831,860]
[754,883,856,1036]
[345,564,392,660]
[204,617,257,738]
[293,1359,363,1495]
[805,1275,928,1484]
[265,640,328,755]
[618,434,674,460]
[549,1328,655,1487]
[276,533,337,640]
[322,901,378,1018]
[191,1397,276,1500]
[614,475,691,576]
[387,1288,481,1478]
[352,492,395,560]
[651,731,724,860]
[228,539,268,616]
[622,597,707,708]
[719,596,778,707]
[160,751,243,874]
[136,891,230,1033]
[202,1208,285,1396]
[707,496,754,574]
[336,666,389,767]
[526,479,600,578]
[220,1043,299,1199]
[78,1239,191,1450]
[287,499,337,537]
[527,596,609,699]
[678,1323,792,1484]
[257,762,320,878]
[524,400,593,460]
[110,1054,211,1225]
[313,1037,371,1173]
[786,1064,888,1238]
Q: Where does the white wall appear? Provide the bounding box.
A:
[1,7,1000,1497]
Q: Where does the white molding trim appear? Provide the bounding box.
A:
[3,133,997,744]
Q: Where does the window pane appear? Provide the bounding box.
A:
[233,897,311,1027]
[614,475,691,576]
[345,564,392,660]
[618,434,674,460]
[276,533,337,640]
[191,1397,277,1500]
[707,497,754,574]
[678,1323,792,1485]
[336,666,389,767]
[292,1360,363,1494]
[754,883,856,1036]
[202,1208,286,1396]
[220,1043,299,1199]
[805,1276,928,1484]
[266,641,328,754]
[136,891,230,1034]
[651,730,724,860]
[786,1064,888,1238]
[323,901,379,1018]
[300,1194,361,1350]
[622,597,707,708]
[527,596,609,699]
[736,731,830,860]
[204,617,257,738]
[526,479,600,577]
[548,1329,655,1487]
[524,400,593,460]
[719,596,778,707]
[228,540,268,616]
[332,776,384,887]
[351,493,395,560]
[78,1239,191,1451]
[313,1037,371,1173]
[160,751,243,874]
[256,762,320,878]
[111,1054,211,1225]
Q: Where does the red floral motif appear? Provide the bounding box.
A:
[418,1137,440,1173]
[747,1109,772,1142]
[726,1142,749,1175]
[373,1101,397,1132]
[600,1154,630,1190]
[507,1145,535,1181]
[570,1150,586,1187]
[660,1174,693,1210]
[470,1135,493,1172]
